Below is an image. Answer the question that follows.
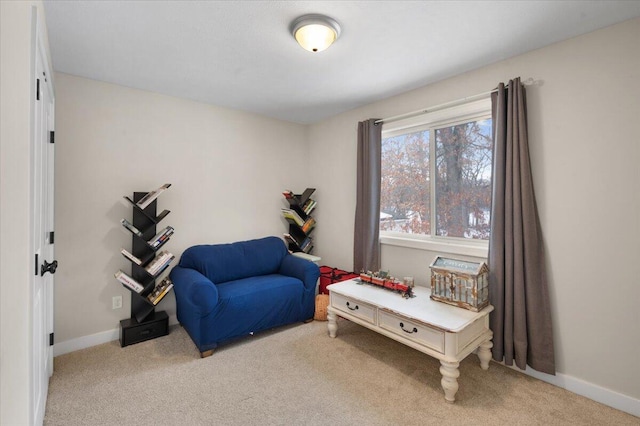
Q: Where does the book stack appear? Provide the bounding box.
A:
[147,277,174,305]
[120,218,143,237]
[298,237,313,253]
[120,248,142,265]
[114,270,144,293]
[284,234,313,253]
[136,183,171,210]
[281,208,305,227]
[145,251,175,276]
[301,217,316,234]
[148,226,174,249]
[302,198,316,215]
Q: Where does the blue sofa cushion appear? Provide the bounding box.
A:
[210,275,304,342]
[178,236,287,284]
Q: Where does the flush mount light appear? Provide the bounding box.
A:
[291,14,341,52]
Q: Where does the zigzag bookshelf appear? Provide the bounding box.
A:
[116,184,174,347]
[281,188,316,254]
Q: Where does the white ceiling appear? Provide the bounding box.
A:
[43,1,640,124]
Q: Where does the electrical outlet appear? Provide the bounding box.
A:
[112,295,122,310]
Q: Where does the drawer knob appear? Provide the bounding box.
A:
[399,322,418,334]
[346,301,359,311]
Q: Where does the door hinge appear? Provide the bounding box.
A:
[35,253,39,276]
[36,79,40,101]
[49,231,55,244]
[49,131,55,144]
[49,333,54,346]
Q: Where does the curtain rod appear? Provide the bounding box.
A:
[374,78,535,126]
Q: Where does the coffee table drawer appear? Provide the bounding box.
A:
[379,310,444,353]
[331,293,376,324]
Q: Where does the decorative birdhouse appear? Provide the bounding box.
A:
[429,256,489,312]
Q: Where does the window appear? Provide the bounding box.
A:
[380,98,492,253]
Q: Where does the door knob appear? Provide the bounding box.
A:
[41,259,58,276]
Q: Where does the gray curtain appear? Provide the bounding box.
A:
[354,119,382,273]
[489,78,555,375]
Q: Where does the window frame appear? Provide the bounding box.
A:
[379,97,492,258]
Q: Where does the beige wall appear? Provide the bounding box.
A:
[308,18,640,401]
[53,73,307,343]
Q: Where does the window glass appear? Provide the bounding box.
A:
[380,129,430,235]
[435,119,492,239]
[380,100,492,242]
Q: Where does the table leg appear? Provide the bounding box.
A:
[477,339,493,370]
[439,360,460,403]
[327,310,337,338]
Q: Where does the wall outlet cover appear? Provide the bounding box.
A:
[112,295,122,310]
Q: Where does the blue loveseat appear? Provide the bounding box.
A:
[169,236,320,357]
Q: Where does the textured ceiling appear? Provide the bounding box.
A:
[43,1,640,124]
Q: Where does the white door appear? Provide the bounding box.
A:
[32,18,56,425]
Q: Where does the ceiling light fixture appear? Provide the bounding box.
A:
[291,14,341,53]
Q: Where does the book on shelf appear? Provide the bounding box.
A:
[153,230,173,248]
[302,198,316,215]
[302,217,316,233]
[148,226,174,248]
[300,237,312,252]
[145,251,175,276]
[147,277,174,305]
[281,208,305,227]
[120,218,143,237]
[283,234,294,247]
[114,270,144,293]
[136,183,171,210]
[121,248,142,265]
[284,233,301,247]
[284,233,312,251]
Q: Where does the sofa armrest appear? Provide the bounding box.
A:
[169,266,219,316]
[279,254,320,292]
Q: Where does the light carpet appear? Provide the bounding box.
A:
[45,318,638,425]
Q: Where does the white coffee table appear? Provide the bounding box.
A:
[327,279,494,403]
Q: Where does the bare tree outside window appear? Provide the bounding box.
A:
[380,130,430,234]
[380,118,492,240]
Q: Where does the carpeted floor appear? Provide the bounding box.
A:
[45,319,639,425]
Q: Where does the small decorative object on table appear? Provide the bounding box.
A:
[358,270,414,297]
[429,256,489,311]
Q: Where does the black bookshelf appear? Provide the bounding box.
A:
[282,188,317,254]
[117,186,174,347]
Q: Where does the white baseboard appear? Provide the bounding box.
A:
[53,328,119,356]
[53,314,179,357]
[504,362,639,418]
